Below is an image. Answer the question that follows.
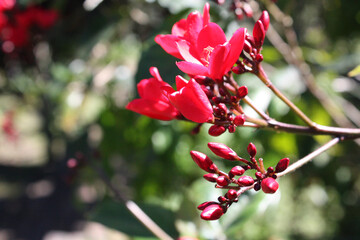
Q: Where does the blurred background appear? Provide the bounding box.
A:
[0,0,360,239]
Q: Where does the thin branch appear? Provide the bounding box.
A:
[277,137,341,177]
[90,161,174,240]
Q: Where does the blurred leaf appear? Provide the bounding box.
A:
[90,199,178,238]
[348,65,360,77]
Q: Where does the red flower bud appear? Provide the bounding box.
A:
[190,151,218,173]
[275,158,290,173]
[226,189,238,200]
[232,65,246,74]
[247,142,257,157]
[255,53,264,62]
[243,40,253,53]
[259,11,270,31]
[228,125,236,133]
[230,166,245,176]
[217,176,229,187]
[237,86,248,99]
[197,201,218,210]
[208,125,226,137]
[261,177,279,194]
[200,204,224,221]
[208,142,239,161]
[218,196,227,203]
[267,166,274,173]
[253,20,265,48]
[217,103,227,114]
[233,115,245,126]
[242,3,253,18]
[203,173,218,182]
[237,176,254,186]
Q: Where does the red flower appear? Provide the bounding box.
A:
[176,23,246,81]
[126,67,180,121]
[0,0,15,11]
[167,76,214,123]
[25,6,59,29]
[155,3,210,59]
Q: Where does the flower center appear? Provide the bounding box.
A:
[200,46,214,66]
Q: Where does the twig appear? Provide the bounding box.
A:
[90,161,174,240]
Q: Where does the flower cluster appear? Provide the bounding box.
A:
[191,142,290,220]
[0,1,58,53]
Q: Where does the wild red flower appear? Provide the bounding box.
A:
[176,23,246,81]
[166,76,214,123]
[155,3,210,59]
[200,203,224,220]
[0,0,15,11]
[126,67,180,121]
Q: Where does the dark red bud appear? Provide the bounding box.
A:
[228,115,235,122]
[254,182,261,191]
[235,8,244,20]
[255,172,263,180]
[228,124,236,133]
[201,85,214,98]
[208,142,239,161]
[230,166,245,176]
[237,176,254,186]
[218,103,227,114]
[253,20,265,48]
[218,196,227,203]
[194,75,207,84]
[216,176,229,187]
[197,201,218,210]
[261,177,279,194]
[259,11,270,31]
[200,204,224,221]
[255,54,264,62]
[230,96,238,103]
[243,40,253,53]
[203,173,218,182]
[275,158,290,173]
[247,142,257,157]
[232,65,246,74]
[219,88,227,96]
[190,151,218,173]
[267,166,274,173]
[233,115,245,126]
[227,189,238,200]
[212,96,222,104]
[208,125,226,137]
[245,34,255,47]
[237,86,248,99]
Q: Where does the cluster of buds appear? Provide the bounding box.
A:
[0,1,58,53]
[233,11,270,74]
[191,142,290,220]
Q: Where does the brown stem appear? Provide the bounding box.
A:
[255,64,316,128]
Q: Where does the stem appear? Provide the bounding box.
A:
[90,162,174,240]
[255,64,316,128]
[277,137,341,177]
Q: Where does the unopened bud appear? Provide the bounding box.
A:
[203,173,218,182]
[255,54,264,62]
[255,172,263,180]
[261,177,279,194]
[275,158,290,173]
[253,20,265,48]
[230,166,245,176]
[197,201,218,210]
[242,3,253,18]
[218,103,227,114]
[190,151,218,173]
[201,85,214,98]
[254,182,261,191]
[267,166,274,173]
[228,124,236,133]
[232,65,246,74]
[243,40,252,53]
[227,189,238,200]
[200,204,224,221]
[218,196,227,203]
[233,115,245,126]
[209,125,226,137]
[217,175,229,187]
[208,142,239,161]
[247,142,257,157]
[237,176,254,186]
[237,86,248,99]
[259,11,270,31]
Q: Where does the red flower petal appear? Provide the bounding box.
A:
[176,61,209,77]
[175,75,188,90]
[171,19,187,36]
[177,40,203,64]
[169,79,213,123]
[137,77,171,103]
[225,28,246,72]
[202,3,210,26]
[208,44,230,80]
[197,23,226,54]
[126,99,178,121]
[155,34,184,59]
